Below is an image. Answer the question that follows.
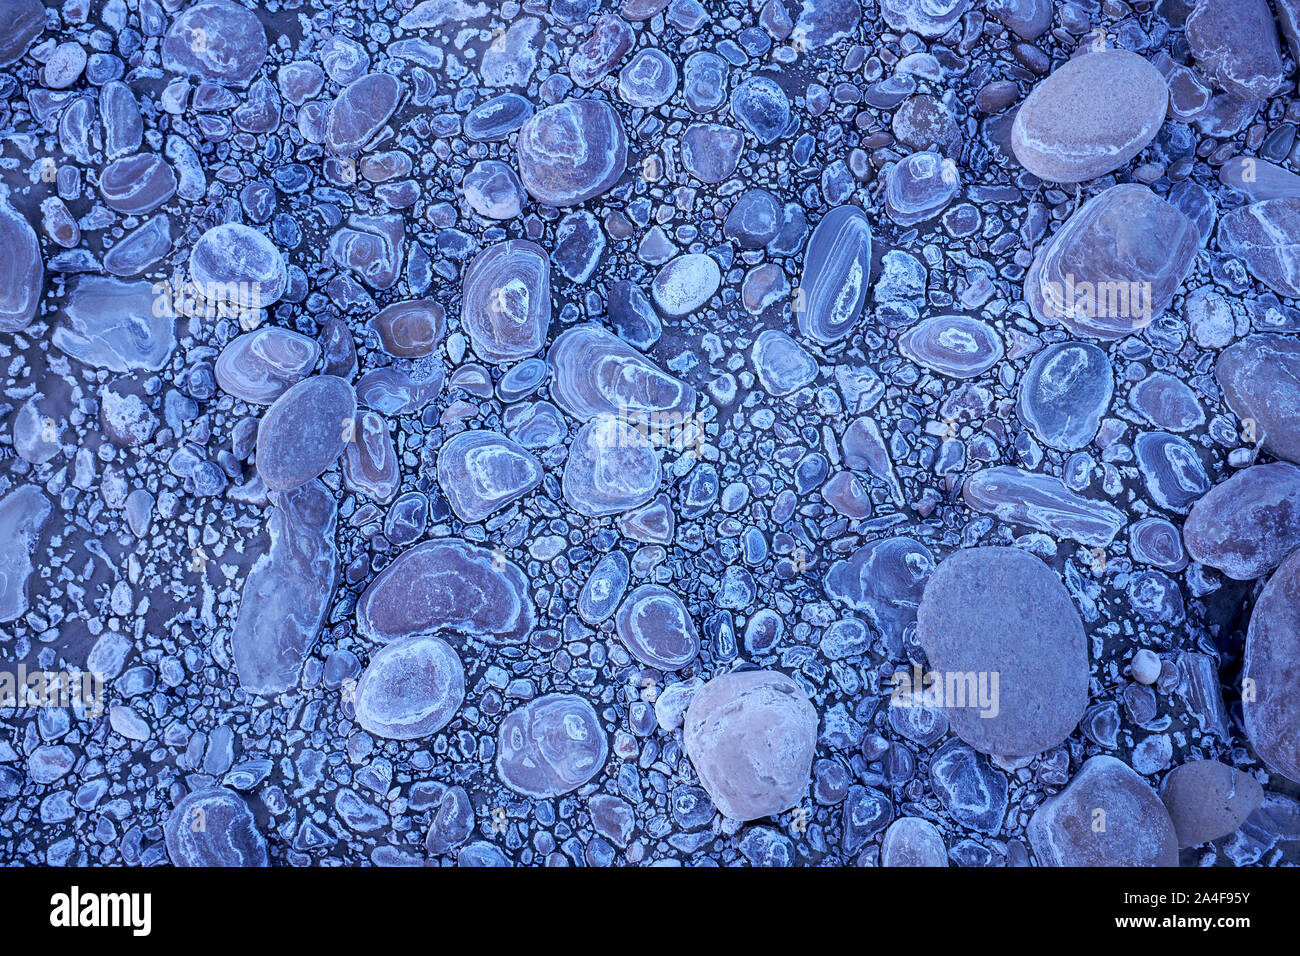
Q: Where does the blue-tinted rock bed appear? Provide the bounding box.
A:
[1,0,1299,868]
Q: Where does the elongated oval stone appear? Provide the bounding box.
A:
[497,694,607,797]
[615,584,700,669]
[355,365,444,417]
[1028,755,1178,866]
[368,299,445,358]
[99,153,177,215]
[190,223,287,306]
[232,481,338,695]
[1217,199,1300,297]
[465,92,533,142]
[255,375,357,491]
[918,547,1088,758]
[1134,432,1209,513]
[0,485,52,623]
[547,324,695,421]
[1011,50,1168,183]
[1129,372,1204,432]
[964,466,1125,547]
[1217,334,1300,464]
[461,240,550,364]
[1025,184,1199,339]
[356,538,534,644]
[1183,462,1300,580]
[436,430,543,522]
[215,328,320,404]
[683,670,817,821]
[355,635,465,739]
[562,417,662,516]
[1017,341,1112,450]
[0,194,42,332]
[898,315,1002,379]
[165,787,268,867]
[795,205,872,346]
[517,100,627,206]
[326,73,401,154]
[342,410,400,503]
[578,551,630,624]
[1243,550,1300,783]
[162,0,267,87]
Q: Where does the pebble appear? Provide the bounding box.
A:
[918,547,1089,758]
[1028,755,1179,866]
[355,636,465,739]
[1011,51,1168,183]
[683,670,817,821]
[1183,462,1300,580]
[1160,760,1263,847]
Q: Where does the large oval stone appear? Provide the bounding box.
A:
[162,0,267,87]
[880,0,969,37]
[1186,0,1285,102]
[1028,755,1178,866]
[562,417,662,516]
[166,787,268,866]
[1017,341,1113,450]
[1025,184,1199,339]
[1217,199,1300,297]
[355,635,465,739]
[547,323,695,422]
[1243,550,1300,783]
[326,73,401,155]
[917,546,1088,758]
[0,194,42,332]
[461,240,550,364]
[1134,432,1209,514]
[255,375,356,491]
[1011,50,1168,183]
[1183,462,1300,580]
[497,694,607,797]
[356,539,534,644]
[683,670,817,822]
[795,205,872,346]
[215,328,319,404]
[436,430,543,522]
[517,100,626,206]
[1217,334,1300,465]
[615,584,700,669]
